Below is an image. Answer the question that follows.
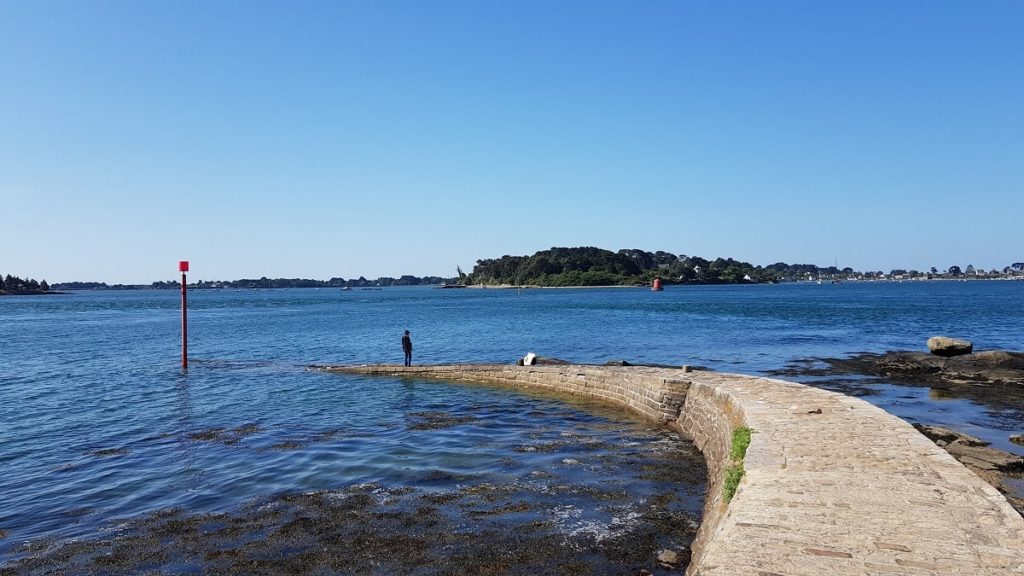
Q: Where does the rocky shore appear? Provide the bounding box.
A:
[795,349,1024,411]
[773,345,1024,515]
[878,349,1024,388]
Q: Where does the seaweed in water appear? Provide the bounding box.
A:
[406,411,478,430]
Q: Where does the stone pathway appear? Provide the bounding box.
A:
[688,371,1024,576]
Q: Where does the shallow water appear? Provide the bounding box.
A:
[2,281,1023,567]
[1,371,705,573]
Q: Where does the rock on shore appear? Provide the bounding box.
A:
[830,349,1024,391]
[771,349,1024,411]
[927,336,974,357]
[913,424,1023,473]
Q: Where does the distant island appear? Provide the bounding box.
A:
[463,247,1024,287]
[5,249,1023,295]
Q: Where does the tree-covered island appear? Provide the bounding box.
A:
[463,247,1024,287]
[467,247,765,286]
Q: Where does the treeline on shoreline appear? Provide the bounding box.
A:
[8,249,1024,295]
[465,247,1024,286]
[47,275,458,292]
[0,274,51,295]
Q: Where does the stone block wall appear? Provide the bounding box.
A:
[674,381,748,574]
[342,364,690,423]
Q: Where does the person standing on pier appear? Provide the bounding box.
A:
[402,330,413,367]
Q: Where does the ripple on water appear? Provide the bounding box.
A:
[1,372,707,574]
[5,283,1022,570]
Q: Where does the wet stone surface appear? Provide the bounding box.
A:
[1,398,706,575]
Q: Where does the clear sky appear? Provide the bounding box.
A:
[2,1,1021,283]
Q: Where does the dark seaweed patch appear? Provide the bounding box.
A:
[88,447,128,457]
[406,411,479,430]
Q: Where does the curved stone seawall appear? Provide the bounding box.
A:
[317,364,1024,575]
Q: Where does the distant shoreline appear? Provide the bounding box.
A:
[15,276,1024,295]
[465,284,640,290]
[464,277,1024,290]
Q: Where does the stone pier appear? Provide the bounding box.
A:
[316,364,1024,575]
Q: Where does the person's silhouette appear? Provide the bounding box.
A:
[402,330,412,367]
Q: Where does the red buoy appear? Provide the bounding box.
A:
[652,278,663,291]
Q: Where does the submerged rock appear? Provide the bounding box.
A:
[927,336,973,357]
[657,548,683,568]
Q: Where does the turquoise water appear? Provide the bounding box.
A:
[2,281,1023,564]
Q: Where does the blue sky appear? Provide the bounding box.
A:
[2,1,1021,283]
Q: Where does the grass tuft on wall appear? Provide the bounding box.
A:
[723,426,754,503]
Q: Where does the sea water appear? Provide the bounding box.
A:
[1,281,1022,565]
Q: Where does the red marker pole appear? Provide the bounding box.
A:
[179,260,189,370]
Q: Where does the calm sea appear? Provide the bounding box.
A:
[2,281,1022,563]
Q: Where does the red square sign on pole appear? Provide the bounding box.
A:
[179,261,189,370]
